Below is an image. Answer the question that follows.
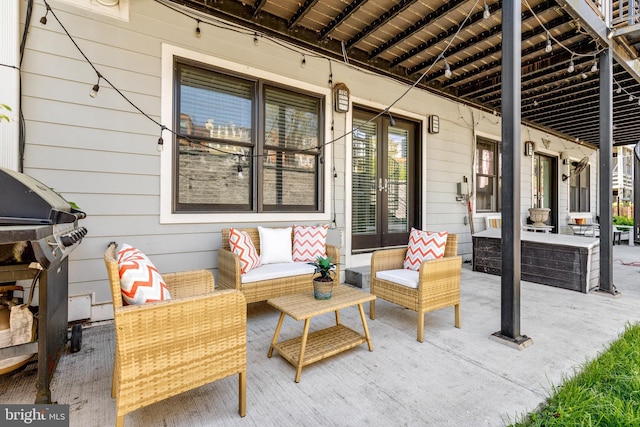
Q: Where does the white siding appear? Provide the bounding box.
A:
[17,0,595,315]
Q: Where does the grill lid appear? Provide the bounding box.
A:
[0,168,78,225]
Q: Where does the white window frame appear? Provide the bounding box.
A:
[160,43,333,224]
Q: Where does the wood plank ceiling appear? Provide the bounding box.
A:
[170,0,640,148]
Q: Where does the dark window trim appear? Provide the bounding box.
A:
[475,136,502,213]
[569,163,590,213]
[172,56,325,214]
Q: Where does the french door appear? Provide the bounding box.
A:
[351,109,418,251]
[533,153,558,231]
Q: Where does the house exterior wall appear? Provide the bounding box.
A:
[7,0,597,319]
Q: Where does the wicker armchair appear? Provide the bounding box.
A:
[369,234,462,343]
[104,243,247,427]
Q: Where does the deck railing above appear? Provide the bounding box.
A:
[585,0,640,29]
[610,0,640,28]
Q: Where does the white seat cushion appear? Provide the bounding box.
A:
[376,269,419,289]
[241,262,316,284]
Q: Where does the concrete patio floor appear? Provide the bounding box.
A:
[2,245,639,427]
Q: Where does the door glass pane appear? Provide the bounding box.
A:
[387,126,409,233]
[352,119,377,235]
[534,155,552,209]
[541,157,552,209]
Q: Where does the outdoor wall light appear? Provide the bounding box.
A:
[428,115,440,134]
[524,141,535,156]
[333,82,350,113]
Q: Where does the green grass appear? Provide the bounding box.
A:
[512,323,640,427]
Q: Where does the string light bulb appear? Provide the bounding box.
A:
[545,33,552,53]
[40,4,51,25]
[629,94,635,102]
[237,164,244,179]
[616,85,622,94]
[195,20,201,38]
[328,72,333,87]
[253,32,259,46]
[483,1,490,19]
[567,57,575,73]
[90,74,102,98]
[444,60,452,78]
[591,58,598,73]
[157,126,166,152]
[387,111,396,126]
[301,54,306,68]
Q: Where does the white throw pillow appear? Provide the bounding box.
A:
[258,226,293,264]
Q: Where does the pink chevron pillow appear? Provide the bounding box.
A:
[403,228,448,271]
[292,224,328,262]
[117,244,171,305]
[229,228,261,273]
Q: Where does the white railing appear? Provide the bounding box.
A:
[612,173,634,189]
[586,0,607,20]
[610,0,640,28]
[586,0,640,28]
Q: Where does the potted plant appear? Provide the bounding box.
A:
[308,256,336,300]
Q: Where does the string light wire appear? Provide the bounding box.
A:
[150,0,482,155]
[43,0,635,160]
[523,0,604,59]
[42,0,485,160]
[41,0,163,130]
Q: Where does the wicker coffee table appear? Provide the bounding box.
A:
[267,284,375,382]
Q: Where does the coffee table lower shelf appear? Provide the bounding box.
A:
[271,324,367,369]
[267,285,375,382]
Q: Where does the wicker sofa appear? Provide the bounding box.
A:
[218,228,340,304]
[369,233,462,342]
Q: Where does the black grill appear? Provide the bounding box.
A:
[0,167,87,268]
[0,167,87,403]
